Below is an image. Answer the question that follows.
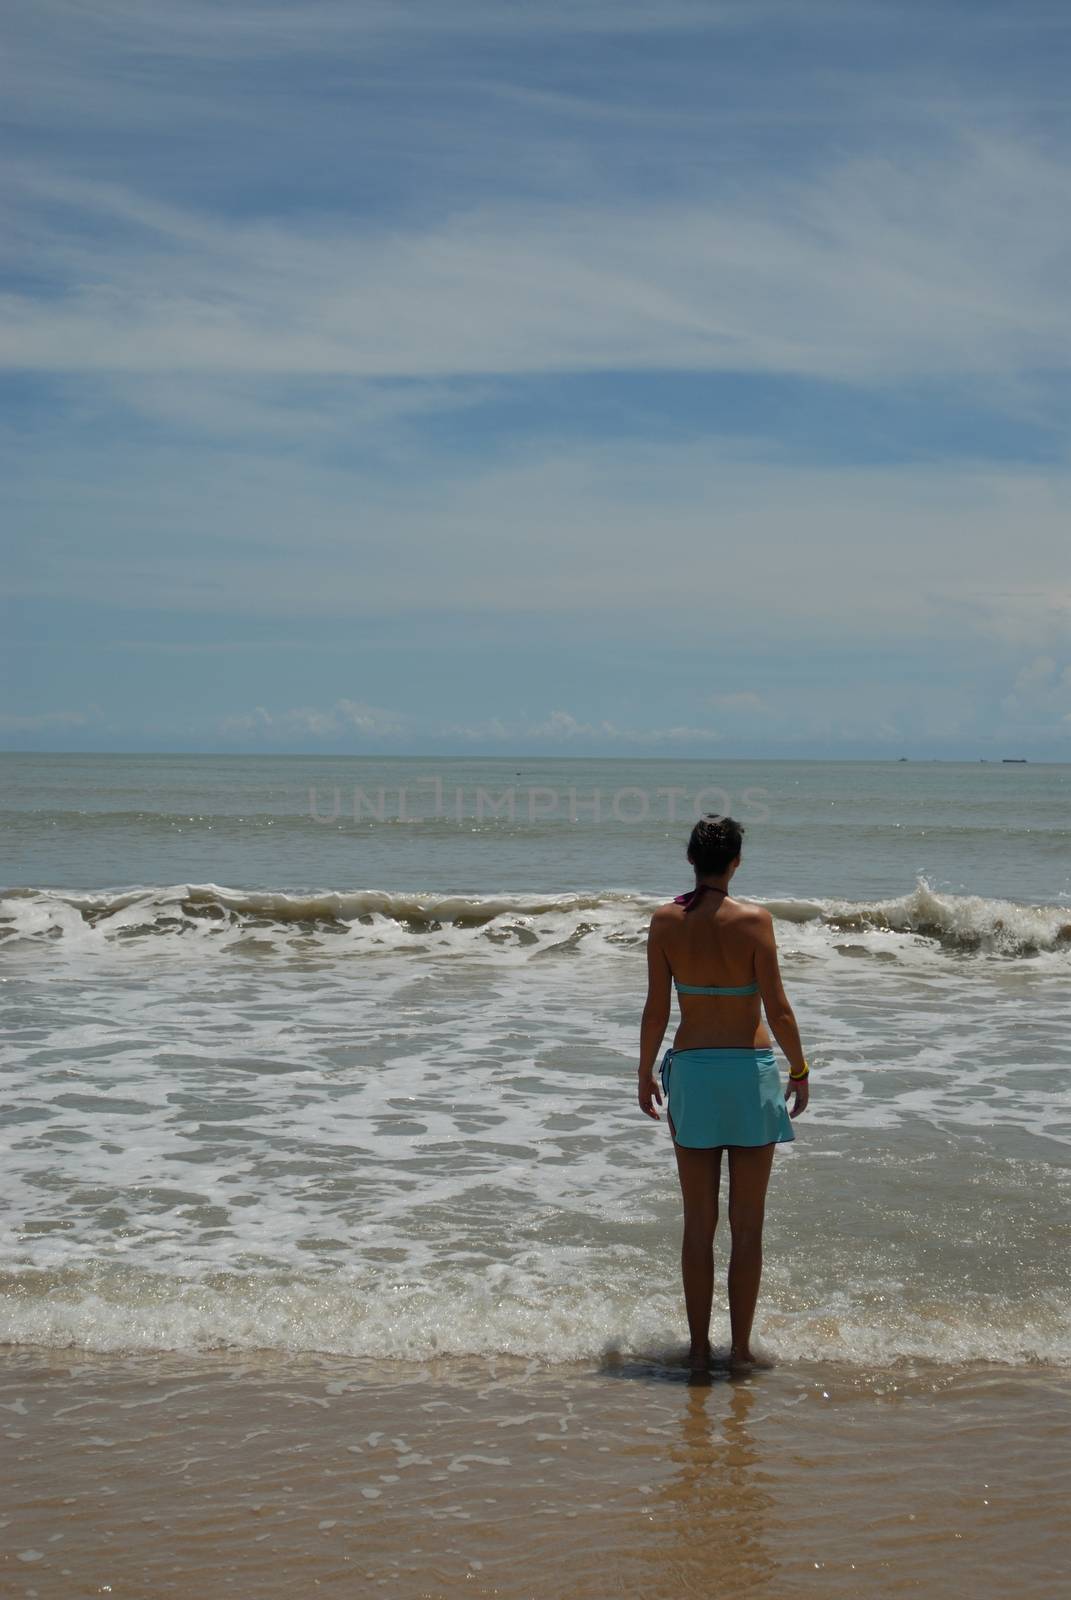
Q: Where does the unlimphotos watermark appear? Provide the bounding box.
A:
[306,776,770,825]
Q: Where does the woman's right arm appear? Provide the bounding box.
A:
[637,911,672,1121]
[753,908,810,1115]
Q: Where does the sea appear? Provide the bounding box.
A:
[2,753,1069,1596]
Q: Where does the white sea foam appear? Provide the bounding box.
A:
[2,1261,1067,1369]
[2,877,1069,959]
[3,870,1069,1371]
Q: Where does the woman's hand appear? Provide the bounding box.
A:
[785,1076,809,1117]
[638,1069,663,1121]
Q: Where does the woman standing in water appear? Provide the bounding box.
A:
[638,815,809,1373]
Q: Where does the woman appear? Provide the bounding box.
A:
[638,814,809,1373]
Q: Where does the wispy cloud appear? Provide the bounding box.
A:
[4,129,1070,389]
[210,702,723,750]
[218,700,408,740]
[8,428,1069,650]
[0,708,100,732]
[441,710,722,745]
[10,1,843,62]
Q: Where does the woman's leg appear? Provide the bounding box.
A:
[726,1142,776,1365]
[672,1133,724,1366]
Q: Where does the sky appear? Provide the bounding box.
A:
[3,0,1070,759]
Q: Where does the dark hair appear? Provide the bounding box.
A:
[687,814,744,878]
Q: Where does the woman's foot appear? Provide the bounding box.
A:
[729,1345,775,1372]
[687,1342,713,1372]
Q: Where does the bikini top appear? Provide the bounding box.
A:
[674,980,759,996]
[672,884,759,997]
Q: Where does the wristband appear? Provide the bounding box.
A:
[789,1061,809,1080]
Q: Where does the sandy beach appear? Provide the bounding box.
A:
[3,1347,1068,1598]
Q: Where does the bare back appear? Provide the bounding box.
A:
[653,894,773,1052]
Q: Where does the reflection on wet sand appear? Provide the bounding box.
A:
[639,1376,783,1598]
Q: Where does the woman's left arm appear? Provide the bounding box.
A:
[638,912,672,1120]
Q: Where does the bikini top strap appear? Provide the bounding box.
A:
[673,883,729,909]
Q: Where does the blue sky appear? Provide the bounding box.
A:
[3,0,1070,758]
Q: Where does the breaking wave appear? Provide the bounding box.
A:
[2,1263,1067,1370]
[1,878,1068,959]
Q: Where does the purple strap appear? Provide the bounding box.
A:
[674,884,723,909]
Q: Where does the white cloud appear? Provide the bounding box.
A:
[70,372,490,440]
[9,1,838,63]
[3,127,1070,389]
[211,702,722,748]
[0,708,97,731]
[438,710,720,745]
[217,699,407,739]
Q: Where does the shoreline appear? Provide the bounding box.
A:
[4,1345,1068,1598]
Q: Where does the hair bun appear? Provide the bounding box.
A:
[684,814,744,899]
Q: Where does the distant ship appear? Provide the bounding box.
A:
[1001,758,1028,764]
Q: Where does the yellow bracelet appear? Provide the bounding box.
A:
[789,1061,810,1080]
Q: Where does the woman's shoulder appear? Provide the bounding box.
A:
[649,898,686,926]
[724,899,774,945]
[727,894,769,914]
[646,902,681,928]
[726,896,772,924]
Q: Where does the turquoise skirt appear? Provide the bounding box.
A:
[659,1047,795,1150]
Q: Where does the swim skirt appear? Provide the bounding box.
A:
[659,1047,795,1150]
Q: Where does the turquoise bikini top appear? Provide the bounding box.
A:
[674,980,759,996]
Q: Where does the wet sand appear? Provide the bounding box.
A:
[2,1348,1068,1598]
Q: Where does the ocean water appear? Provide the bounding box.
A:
[1,754,1069,1371]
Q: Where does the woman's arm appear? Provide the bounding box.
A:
[638,912,672,1120]
[753,908,810,1115]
